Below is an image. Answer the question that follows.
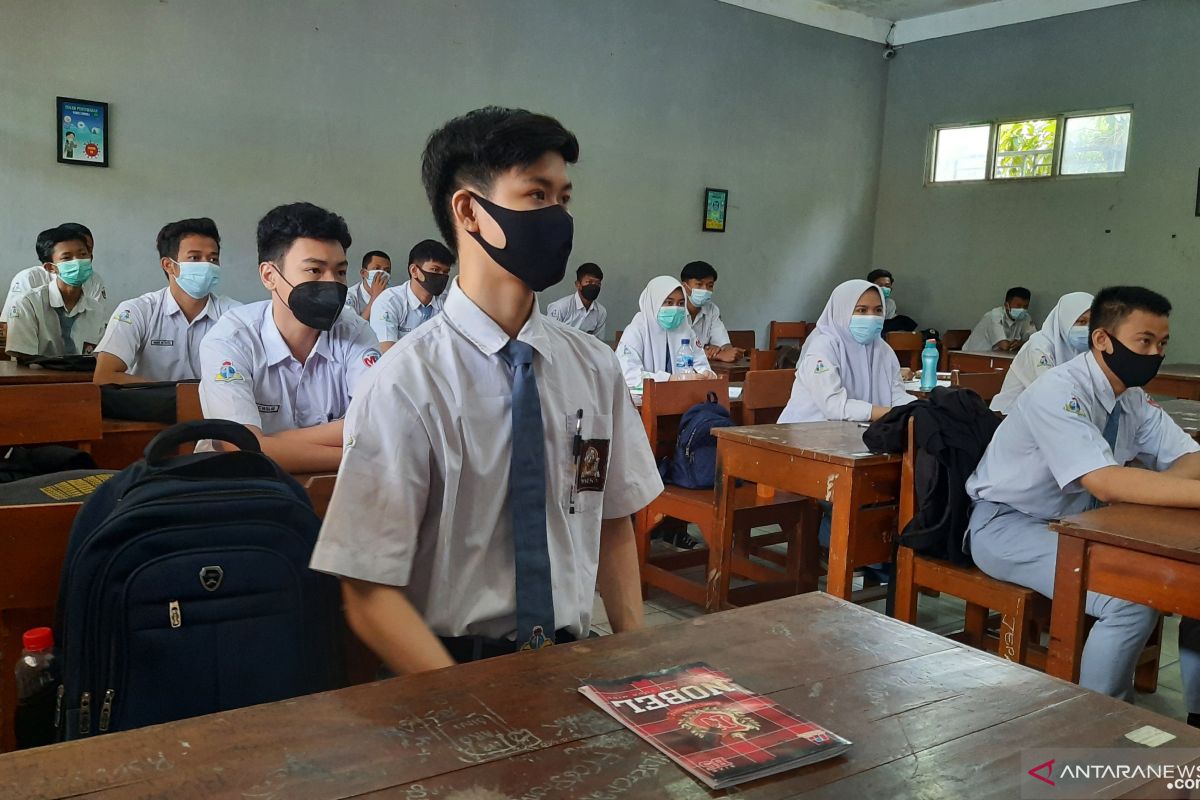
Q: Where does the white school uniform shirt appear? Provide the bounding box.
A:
[687,302,731,349]
[310,280,663,640]
[369,282,445,343]
[963,306,1037,352]
[95,287,241,382]
[967,352,1199,521]
[198,300,381,435]
[2,265,108,323]
[546,291,607,339]
[343,281,374,315]
[991,292,1092,414]
[5,280,106,357]
[616,276,712,388]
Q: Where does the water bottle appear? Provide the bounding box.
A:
[675,339,696,374]
[920,339,940,392]
[14,627,58,749]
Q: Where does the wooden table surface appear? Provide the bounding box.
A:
[3,593,1194,799]
[1161,397,1200,439]
[0,361,94,385]
[1054,503,1200,566]
[710,356,751,382]
[713,421,898,467]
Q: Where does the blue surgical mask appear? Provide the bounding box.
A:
[657,306,685,331]
[172,260,220,299]
[1008,307,1029,321]
[55,258,93,287]
[365,269,389,288]
[848,314,884,344]
[1068,325,1091,352]
[688,287,713,307]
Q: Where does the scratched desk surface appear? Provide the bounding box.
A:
[3,593,1196,799]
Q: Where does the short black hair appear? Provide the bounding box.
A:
[576,263,603,281]
[867,268,893,283]
[35,225,88,263]
[408,239,454,267]
[156,217,221,260]
[1089,286,1172,336]
[65,131,75,138]
[1006,286,1032,303]
[420,106,579,253]
[681,261,718,283]
[256,202,352,265]
[60,222,92,243]
[361,250,391,269]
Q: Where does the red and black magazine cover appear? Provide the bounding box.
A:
[579,662,850,789]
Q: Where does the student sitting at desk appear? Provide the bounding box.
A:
[369,239,454,351]
[4,225,107,362]
[344,249,392,319]
[198,202,381,473]
[546,262,606,339]
[990,291,1093,414]
[680,260,742,363]
[2,222,107,339]
[963,286,1037,352]
[868,268,919,334]
[967,286,1200,718]
[93,217,241,384]
[778,279,914,424]
[617,275,715,387]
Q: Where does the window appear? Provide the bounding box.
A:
[929,108,1131,184]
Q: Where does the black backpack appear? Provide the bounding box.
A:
[99,380,194,425]
[659,393,734,489]
[54,419,342,739]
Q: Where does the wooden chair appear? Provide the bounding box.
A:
[748,348,777,371]
[176,381,203,422]
[939,329,971,370]
[611,329,623,352]
[0,384,102,451]
[768,321,811,351]
[739,369,794,426]
[951,369,1006,403]
[727,330,755,353]
[633,378,819,608]
[886,331,926,372]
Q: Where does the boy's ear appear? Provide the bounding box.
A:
[451,189,479,234]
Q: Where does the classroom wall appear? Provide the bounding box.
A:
[0,0,889,345]
[872,0,1200,359]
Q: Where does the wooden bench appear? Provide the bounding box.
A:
[886,331,926,372]
[939,329,971,370]
[727,329,754,353]
[767,320,812,350]
[950,369,1006,403]
[738,368,793,426]
[747,347,778,371]
[0,384,102,451]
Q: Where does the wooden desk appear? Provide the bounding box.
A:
[710,356,750,382]
[1161,398,1200,441]
[1149,364,1200,401]
[1048,504,1200,684]
[3,593,1194,799]
[0,361,93,385]
[713,422,901,605]
[92,419,169,470]
[947,350,1015,374]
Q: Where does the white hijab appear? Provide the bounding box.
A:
[802,279,900,406]
[1030,291,1093,365]
[633,275,695,373]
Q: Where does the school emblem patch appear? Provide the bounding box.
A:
[383,311,396,324]
[7,305,18,319]
[363,349,381,368]
[215,360,244,382]
[1063,396,1086,417]
[1037,354,1052,368]
[814,360,830,375]
[114,309,132,324]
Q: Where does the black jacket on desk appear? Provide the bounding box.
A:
[864,387,1000,565]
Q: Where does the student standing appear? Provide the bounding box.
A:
[546,262,606,339]
[991,291,1092,414]
[778,279,914,424]
[617,276,715,387]
[311,106,661,673]
[93,217,240,383]
[680,261,742,362]
[198,202,380,473]
[369,239,454,351]
[345,250,392,319]
[963,287,1037,352]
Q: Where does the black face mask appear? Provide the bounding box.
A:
[580,284,601,302]
[468,192,573,292]
[273,267,347,331]
[1101,330,1164,389]
[416,266,450,297]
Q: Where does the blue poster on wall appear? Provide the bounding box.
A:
[57,97,109,167]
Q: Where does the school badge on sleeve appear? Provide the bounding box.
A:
[215,360,244,382]
[1063,396,1086,418]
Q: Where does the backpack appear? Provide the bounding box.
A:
[100,380,190,424]
[659,393,734,489]
[54,419,343,740]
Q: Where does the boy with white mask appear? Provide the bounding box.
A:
[617,275,716,387]
[680,261,742,362]
[94,217,241,383]
[345,250,392,319]
[963,286,1037,352]
[778,279,915,424]
[991,291,1093,414]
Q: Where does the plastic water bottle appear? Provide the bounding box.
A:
[920,339,940,392]
[14,627,58,749]
[675,339,696,374]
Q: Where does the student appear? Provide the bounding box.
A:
[868,268,918,334]
[310,106,661,673]
[198,202,381,473]
[345,250,391,319]
[963,287,1036,352]
[369,239,454,351]
[679,260,742,363]
[617,275,715,387]
[4,225,107,361]
[2,222,107,335]
[93,217,240,384]
[967,286,1200,714]
[778,279,914,423]
[546,262,606,338]
[990,291,1093,414]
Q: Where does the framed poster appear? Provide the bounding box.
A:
[703,187,727,232]
[57,97,109,167]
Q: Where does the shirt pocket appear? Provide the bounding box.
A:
[556,412,614,515]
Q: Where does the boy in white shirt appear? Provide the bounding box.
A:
[546,262,606,339]
[680,261,742,362]
[369,239,454,351]
[345,250,392,319]
[963,286,1037,352]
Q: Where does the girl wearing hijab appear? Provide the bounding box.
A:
[779,279,914,424]
[618,275,714,388]
[990,291,1093,414]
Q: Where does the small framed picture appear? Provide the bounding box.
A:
[57,97,109,167]
[703,187,728,232]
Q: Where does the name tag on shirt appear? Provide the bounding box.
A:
[576,439,610,493]
[150,339,174,346]
[257,403,281,413]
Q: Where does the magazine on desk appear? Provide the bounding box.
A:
[578,662,850,789]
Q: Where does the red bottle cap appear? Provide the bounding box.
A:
[22,627,53,653]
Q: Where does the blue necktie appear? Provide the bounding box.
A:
[419,304,433,323]
[1088,403,1123,510]
[666,347,673,374]
[498,340,556,649]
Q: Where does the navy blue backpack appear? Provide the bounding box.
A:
[660,393,734,489]
[54,419,342,739]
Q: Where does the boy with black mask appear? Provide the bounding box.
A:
[546,262,607,339]
[369,239,454,351]
[311,107,662,672]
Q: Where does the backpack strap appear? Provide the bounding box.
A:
[144,420,262,467]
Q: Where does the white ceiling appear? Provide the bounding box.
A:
[716,0,1144,44]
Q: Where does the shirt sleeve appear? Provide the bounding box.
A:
[707,310,731,348]
[984,312,1008,347]
[198,328,262,429]
[1024,378,1117,491]
[369,291,402,343]
[546,299,566,323]
[94,302,145,368]
[888,363,918,409]
[1133,396,1200,471]
[796,354,873,422]
[617,325,660,387]
[600,350,664,518]
[1030,345,1056,380]
[594,306,607,341]
[4,294,40,356]
[342,320,382,398]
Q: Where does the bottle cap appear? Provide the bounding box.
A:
[22,627,53,653]
[681,339,690,345]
